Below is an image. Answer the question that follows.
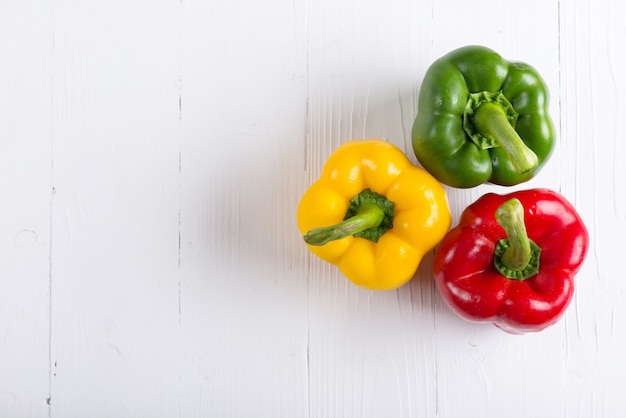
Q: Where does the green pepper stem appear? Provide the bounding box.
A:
[473,102,538,174]
[493,198,541,280]
[303,203,384,246]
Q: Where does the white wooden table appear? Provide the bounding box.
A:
[2,0,624,416]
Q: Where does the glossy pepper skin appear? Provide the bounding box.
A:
[412,45,555,188]
[297,139,451,291]
[433,189,589,334]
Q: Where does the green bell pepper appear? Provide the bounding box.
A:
[412,45,555,188]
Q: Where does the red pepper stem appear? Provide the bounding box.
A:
[495,198,531,269]
[473,102,538,174]
[303,203,384,246]
[493,198,541,280]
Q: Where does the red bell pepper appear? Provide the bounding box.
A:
[433,188,589,334]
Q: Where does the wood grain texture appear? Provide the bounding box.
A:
[1,0,624,417]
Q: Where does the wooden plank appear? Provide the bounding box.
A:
[559,0,626,416]
[0,0,53,415]
[178,0,309,416]
[303,1,440,415]
[48,1,181,415]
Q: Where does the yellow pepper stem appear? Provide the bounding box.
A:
[303,203,384,246]
[303,188,395,246]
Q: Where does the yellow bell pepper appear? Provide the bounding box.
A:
[297,139,452,290]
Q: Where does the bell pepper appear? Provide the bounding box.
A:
[297,139,451,291]
[433,189,589,334]
[412,45,555,188]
